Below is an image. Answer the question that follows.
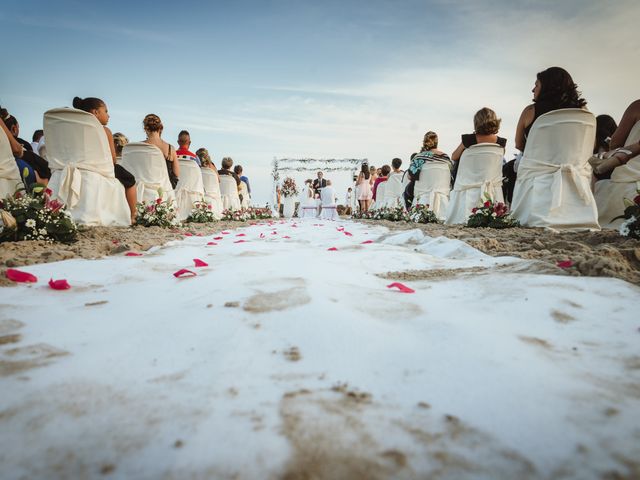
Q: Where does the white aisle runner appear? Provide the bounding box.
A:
[0,220,638,479]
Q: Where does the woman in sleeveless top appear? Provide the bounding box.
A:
[357,163,373,212]
[142,114,179,189]
[502,67,587,203]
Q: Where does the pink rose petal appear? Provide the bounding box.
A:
[213,236,223,240]
[112,240,119,244]
[48,278,71,290]
[556,260,573,269]
[282,236,291,239]
[361,240,373,244]
[327,247,338,251]
[343,231,353,236]
[234,240,247,243]
[387,282,415,293]
[194,258,208,267]
[259,233,265,238]
[5,269,37,283]
[184,233,193,237]
[125,252,143,256]
[222,231,230,235]
[196,233,204,237]
[173,269,197,278]
[236,233,246,237]
[206,242,218,246]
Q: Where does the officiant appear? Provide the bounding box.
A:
[312,171,327,195]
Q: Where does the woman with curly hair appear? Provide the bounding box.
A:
[404,131,451,209]
[142,113,179,189]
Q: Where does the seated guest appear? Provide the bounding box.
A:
[404,131,451,209]
[502,66,588,202]
[372,164,391,201]
[196,148,219,177]
[390,157,403,175]
[73,97,137,222]
[1,107,50,184]
[1,107,35,185]
[176,130,200,166]
[609,99,640,150]
[451,107,506,185]
[591,115,617,180]
[142,113,179,189]
[218,157,241,186]
[31,129,43,154]
[113,132,129,162]
[234,164,251,194]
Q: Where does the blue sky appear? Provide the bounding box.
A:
[2,0,638,203]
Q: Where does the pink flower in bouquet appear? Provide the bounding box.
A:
[493,202,507,217]
[44,188,53,197]
[471,207,478,214]
[634,194,640,205]
[146,204,155,212]
[484,201,491,208]
[46,198,64,213]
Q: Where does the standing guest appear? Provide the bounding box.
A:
[1,109,51,183]
[196,148,219,177]
[369,165,378,187]
[345,187,354,215]
[356,162,373,212]
[31,129,43,154]
[372,164,391,201]
[312,171,326,195]
[218,157,241,186]
[142,113,179,189]
[176,130,200,166]
[451,107,507,184]
[73,97,137,222]
[503,67,587,202]
[234,165,251,194]
[113,133,129,162]
[404,131,451,209]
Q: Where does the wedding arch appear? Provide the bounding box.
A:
[271,157,367,200]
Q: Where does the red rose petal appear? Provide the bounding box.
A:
[343,231,353,236]
[196,233,204,237]
[206,242,218,246]
[173,269,197,278]
[327,247,338,251]
[112,240,119,244]
[222,231,230,235]
[387,282,415,294]
[125,252,143,256]
[234,240,247,243]
[556,260,573,269]
[283,236,291,239]
[259,233,265,238]
[184,233,193,237]
[193,258,208,267]
[361,240,373,244]
[236,233,246,237]
[5,268,37,283]
[213,236,224,240]
[48,278,71,290]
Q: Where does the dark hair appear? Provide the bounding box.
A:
[1,110,17,130]
[381,165,391,176]
[594,114,617,154]
[143,114,163,133]
[360,163,370,179]
[391,157,402,169]
[410,152,418,160]
[72,96,105,112]
[536,67,587,109]
[234,165,243,174]
[177,130,190,146]
[32,129,44,142]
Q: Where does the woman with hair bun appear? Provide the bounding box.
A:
[72,96,137,223]
[141,113,179,188]
[404,131,451,209]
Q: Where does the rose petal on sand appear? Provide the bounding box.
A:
[283,236,291,239]
[387,282,415,293]
[234,240,247,243]
[5,269,37,283]
[183,233,193,237]
[557,260,573,269]
[193,259,208,267]
[337,227,344,232]
[327,247,338,251]
[206,242,218,246]
[125,252,143,257]
[222,231,230,235]
[271,231,278,235]
[173,269,197,278]
[196,233,204,237]
[112,240,119,244]
[236,233,246,237]
[48,278,71,290]
[259,233,265,239]
[344,231,353,236]
[361,240,373,244]
[213,236,224,240]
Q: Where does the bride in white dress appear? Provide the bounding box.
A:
[299,179,317,219]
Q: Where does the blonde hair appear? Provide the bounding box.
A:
[196,147,211,166]
[113,132,129,156]
[143,114,163,133]
[422,131,438,151]
[474,107,501,135]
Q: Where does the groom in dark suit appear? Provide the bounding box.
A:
[312,171,326,195]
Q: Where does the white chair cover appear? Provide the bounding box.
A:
[219,174,241,211]
[445,144,503,225]
[44,108,130,226]
[380,173,404,208]
[201,169,223,219]
[0,130,23,199]
[119,142,175,204]
[299,186,317,218]
[511,109,598,230]
[414,163,451,221]
[175,160,205,221]
[239,181,250,209]
[595,121,640,228]
[320,186,339,220]
[372,181,387,210]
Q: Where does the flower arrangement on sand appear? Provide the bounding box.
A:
[135,196,178,227]
[466,196,519,229]
[221,207,273,222]
[186,200,218,223]
[407,204,440,224]
[0,185,78,243]
[281,177,299,197]
[352,204,440,224]
[615,189,640,239]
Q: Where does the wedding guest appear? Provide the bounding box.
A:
[1,108,51,183]
[590,115,617,180]
[356,162,373,212]
[312,171,326,195]
[391,157,403,174]
[196,148,219,177]
[142,113,179,189]
[344,187,353,216]
[369,165,378,187]
[176,130,200,166]
[502,67,588,202]
[30,129,43,154]
[113,132,129,162]
[610,99,640,149]
[404,131,451,209]
[73,97,137,222]
[234,165,251,194]
[0,106,35,184]
[372,164,391,201]
[218,157,241,186]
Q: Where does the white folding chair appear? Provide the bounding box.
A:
[201,169,223,219]
[239,180,250,209]
[174,160,205,221]
[595,120,640,228]
[445,144,503,224]
[372,181,387,210]
[320,187,338,220]
[414,163,451,221]
[0,129,23,199]
[120,142,175,204]
[381,173,404,208]
[44,108,130,226]
[511,109,598,230]
[219,174,241,211]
